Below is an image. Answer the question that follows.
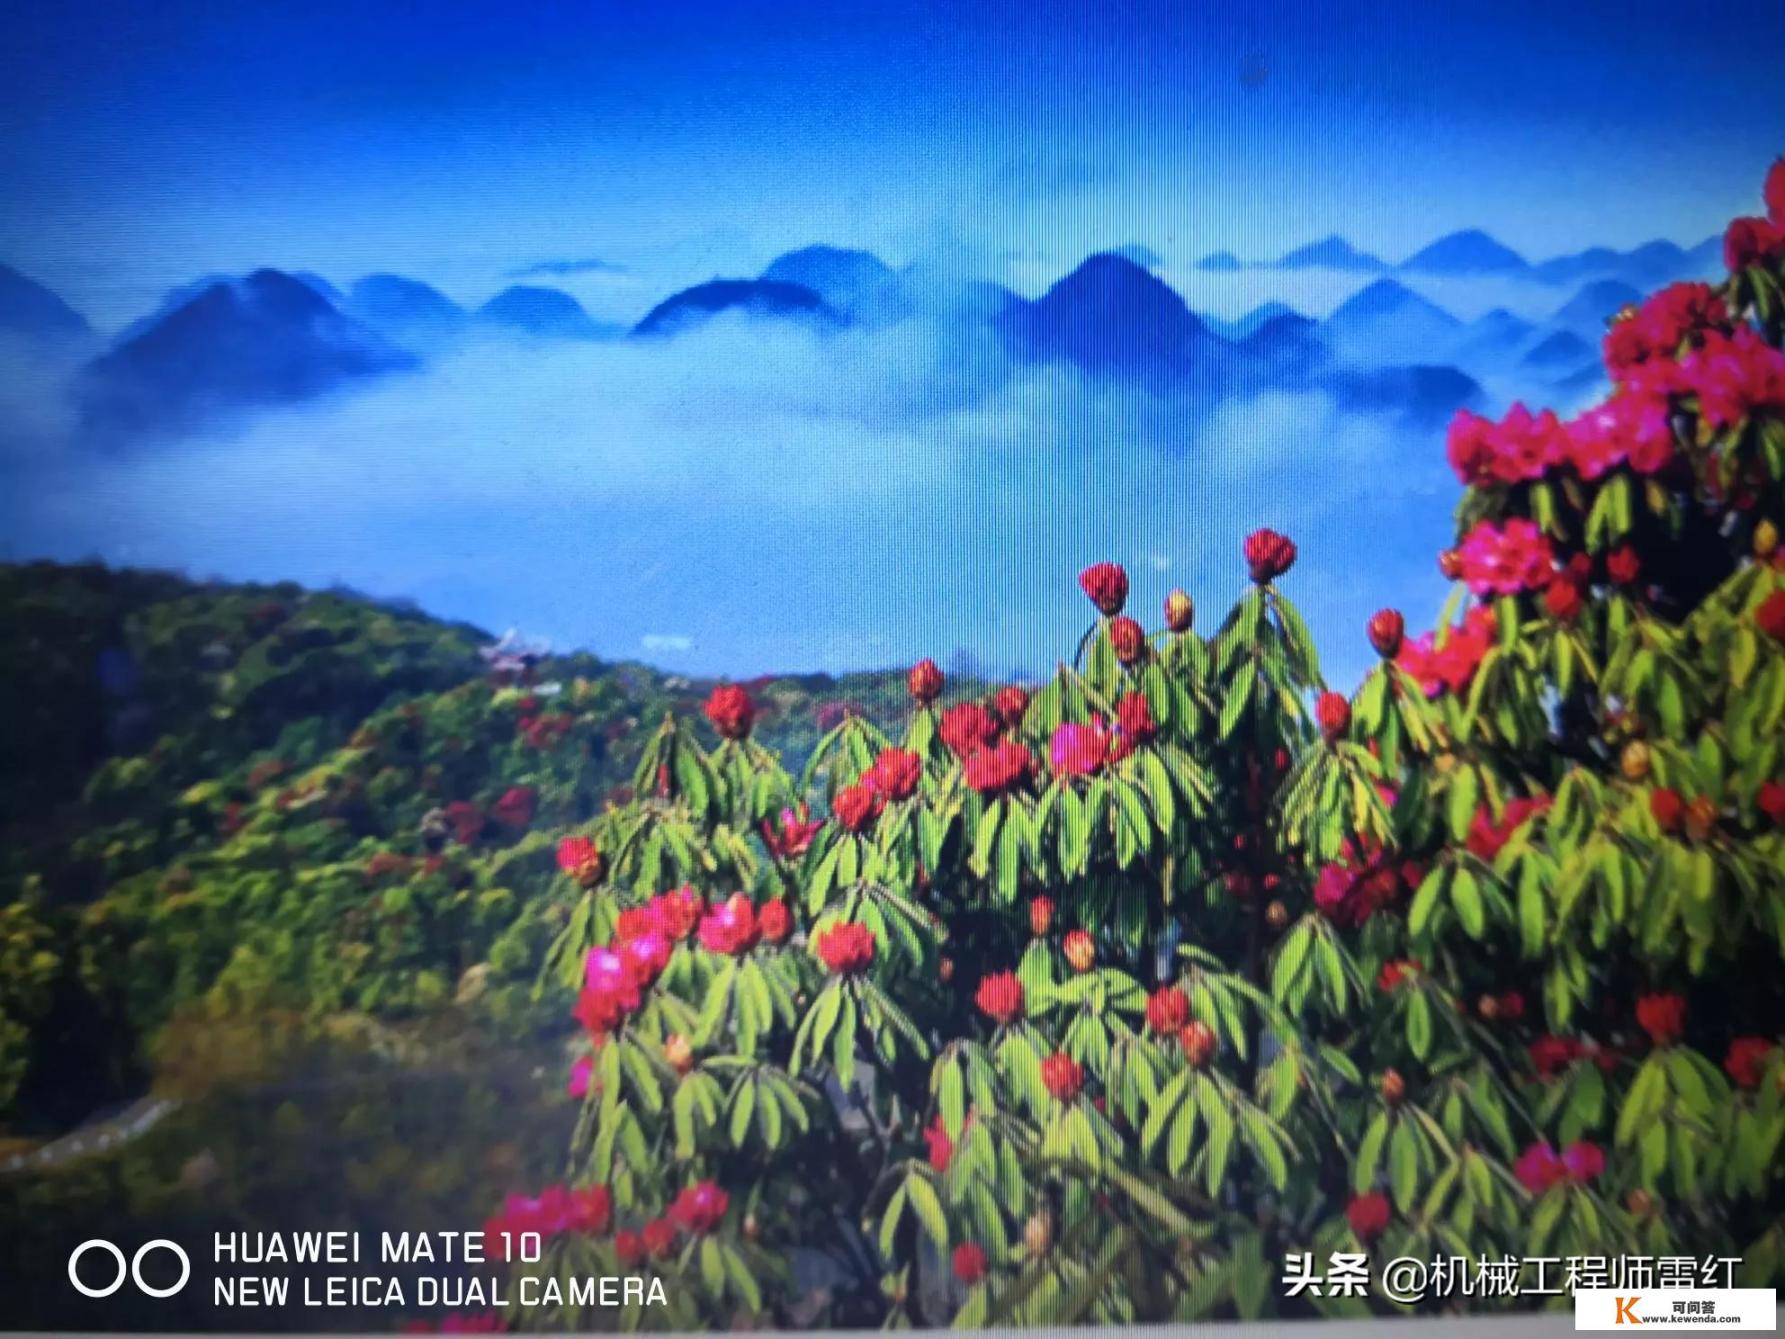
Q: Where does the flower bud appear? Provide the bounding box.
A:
[1063,929,1095,973]
[1438,548,1464,580]
[1029,896,1054,938]
[1366,608,1404,659]
[1756,519,1780,558]
[1381,1068,1406,1106]
[1625,1188,1653,1217]
[1109,616,1147,665]
[1620,740,1651,782]
[1477,994,1500,1021]
[664,1033,694,1076]
[1179,1021,1217,1068]
[1316,691,1351,743]
[1164,589,1195,634]
[1650,787,1684,833]
[1265,900,1289,931]
[1684,795,1718,843]
[907,658,944,705]
[1023,1210,1054,1258]
[939,956,954,982]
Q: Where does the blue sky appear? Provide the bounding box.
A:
[4,0,1782,324]
[3,1,1784,687]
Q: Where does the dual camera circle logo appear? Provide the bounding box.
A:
[67,1239,191,1299]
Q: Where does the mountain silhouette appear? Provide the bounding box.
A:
[80,269,414,436]
[1275,236,1388,271]
[1194,251,1243,272]
[348,274,466,343]
[632,279,842,338]
[1326,364,1483,426]
[999,252,1215,378]
[0,265,90,340]
[759,246,894,315]
[1398,229,1529,276]
[1519,329,1596,374]
[1205,300,1305,340]
[1447,307,1538,370]
[476,285,615,339]
[1321,280,1462,366]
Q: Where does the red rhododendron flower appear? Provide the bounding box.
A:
[1636,992,1686,1046]
[1543,577,1584,621]
[620,930,673,988]
[815,921,876,974]
[1346,1192,1391,1241]
[1396,605,1499,699]
[1377,959,1420,992]
[1759,780,1785,825]
[1650,788,1684,832]
[1672,327,1785,431]
[1726,215,1785,271]
[940,703,1000,758]
[1050,721,1109,777]
[976,971,1024,1025]
[832,783,880,833]
[865,747,923,802]
[1529,1036,1584,1079]
[1560,1142,1604,1184]
[1316,691,1350,742]
[1725,1036,1775,1089]
[492,785,539,828]
[1603,282,1730,382]
[1243,527,1297,583]
[1446,403,1568,486]
[1514,1141,1566,1194]
[1565,388,1677,479]
[1606,546,1640,586]
[1456,518,1554,596]
[1078,561,1129,615]
[992,684,1030,726]
[924,1115,955,1173]
[952,1242,988,1284]
[1367,609,1404,658]
[1146,986,1190,1034]
[1466,795,1551,861]
[697,893,760,956]
[1041,1051,1085,1102]
[613,1230,644,1267]
[669,1180,729,1235]
[907,658,944,705]
[556,835,602,881]
[963,738,1034,795]
[445,800,485,845]
[703,684,755,740]
[1759,591,1785,642]
[1108,615,1147,665]
[650,887,704,941]
[762,804,821,859]
[641,1218,678,1259]
[1313,840,1407,928]
[1498,991,1526,1021]
[757,899,792,944]
[1028,895,1054,937]
[577,947,643,1035]
[1112,691,1157,755]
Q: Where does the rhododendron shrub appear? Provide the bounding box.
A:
[505,161,1785,1328]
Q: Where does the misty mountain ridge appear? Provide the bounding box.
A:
[78,269,416,437]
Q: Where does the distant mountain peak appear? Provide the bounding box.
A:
[1275,235,1387,272]
[0,264,91,339]
[476,285,611,339]
[999,252,1210,377]
[633,278,842,338]
[1399,229,1530,275]
[80,268,412,436]
[1194,251,1242,271]
[1328,278,1460,326]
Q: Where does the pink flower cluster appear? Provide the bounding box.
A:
[1602,282,1730,380]
[1313,835,1421,928]
[1455,519,1554,596]
[1514,1141,1604,1194]
[574,888,706,1038]
[1465,795,1552,861]
[482,1184,612,1261]
[1395,605,1498,699]
[1048,693,1158,778]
